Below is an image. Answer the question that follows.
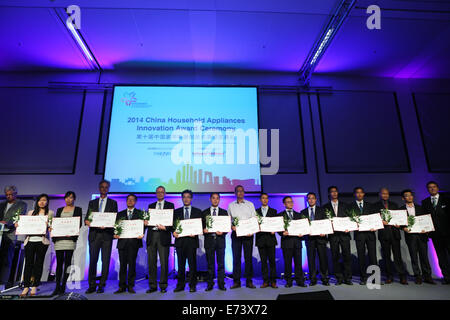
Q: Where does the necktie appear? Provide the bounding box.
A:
[213,208,217,216]
[184,207,189,220]
[384,200,388,209]
[100,199,104,213]
[263,208,267,217]
[359,202,363,213]
[158,202,162,209]
[310,207,315,221]
[432,197,437,208]
[333,203,337,215]
[288,210,293,219]
[128,210,132,220]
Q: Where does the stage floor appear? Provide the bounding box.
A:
[2,277,450,300]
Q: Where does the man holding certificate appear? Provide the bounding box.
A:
[113,194,144,294]
[323,186,352,285]
[227,185,257,289]
[421,181,450,285]
[279,196,306,288]
[373,188,407,285]
[255,193,278,289]
[84,180,118,294]
[202,192,228,291]
[348,187,378,285]
[301,192,329,286]
[145,185,174,294]
[401,189,435,285]
[173,190,203,293]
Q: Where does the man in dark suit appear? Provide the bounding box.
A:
[255,193,278,288]
[301,192,329,286]
[113,194,144,294]
[279,196,306,288]
[421,181,450,284]
[402,189,435,285]
[84,180,118,294]
[323,186,352,285]
[374,187,407,285]
[0,185,27,289]
[202,192,228,291]
[145,185,174,293]
[173,189,202,292]
[348,187,378,285]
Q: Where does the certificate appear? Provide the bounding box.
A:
[178,218,203,237]
[386,210,408,226]
[89,212,117,228]
[148,209,173,226]
[331,217,358,232]
[259,216,285,233]
[310,219,334,236]
[206,215,231,233]
[119,220,144,239]
[50,217,80,237]
[286,218,310,236]
[358,213,384,231]
[235,216,260,237]
[16,215,48,235]
[410,214,435,233]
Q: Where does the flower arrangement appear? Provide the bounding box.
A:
[283,214,291,231]
[86,208,93,223]
[381,208,392,223]
[174,218,183,234]
[347,208,361,224]
[142,208,150,221]
[205,215,213,230]
[407,215,415,230]
[12,209,21,224]
[257,215,263,225]
[324,208,334,220]
[232,217,239,227]
[114,219,124,236]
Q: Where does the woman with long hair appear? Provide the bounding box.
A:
[16,194,53,297]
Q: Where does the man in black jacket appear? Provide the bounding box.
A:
[374,188,407,285]
[301,192,329,286]
[202,192,228,291]
[255,193,278,288]
[421,181,450,284]
[323,186,352,285]
[402,189,435,285]
[279,196,306,288]
[85,180,118,294]
[173,189,203,292]
[145,185,174,293]
[348,186,377,285]
[113,194,144,294]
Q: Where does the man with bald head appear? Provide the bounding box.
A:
[373,188,407,285]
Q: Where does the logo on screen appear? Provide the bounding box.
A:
[121,92,137,106]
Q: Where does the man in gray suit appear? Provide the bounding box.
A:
[0,185,27,288]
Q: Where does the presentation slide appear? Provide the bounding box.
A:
[104,86,261,193]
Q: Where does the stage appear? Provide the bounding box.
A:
[3,277,449,300]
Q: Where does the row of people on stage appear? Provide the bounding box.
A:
[0,180,448,297]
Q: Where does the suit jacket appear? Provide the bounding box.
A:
[300,206,328,244]
[85,197,118,242]
[322,201,351,239]
[255,207,278,247]
[146,200,175,247]
[173,206,203,249]
[400,203,428,241]
[279,209,304,249]
[202,207,228,249]
[421,194,450,238]
[0,199,27,241]
[347,200,376,241]
[52,206,83,243]
[116,208,143,250]
[373,200,401,241]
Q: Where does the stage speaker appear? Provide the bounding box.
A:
[276,290,334,300]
